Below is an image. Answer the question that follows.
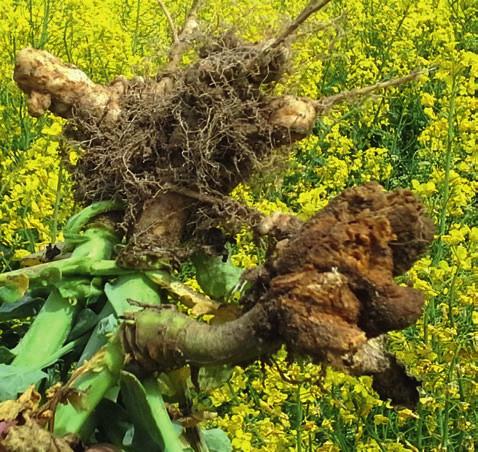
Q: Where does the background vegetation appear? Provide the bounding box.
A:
[0,0,476,450]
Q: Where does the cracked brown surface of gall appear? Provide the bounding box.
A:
[257,183,434,359]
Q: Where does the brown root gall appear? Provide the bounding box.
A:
[258,183,434,359]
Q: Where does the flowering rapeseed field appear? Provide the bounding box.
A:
[0,0,476,450]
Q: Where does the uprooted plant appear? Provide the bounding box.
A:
[0,0,434,450]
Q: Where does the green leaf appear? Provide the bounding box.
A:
[0,296,42,321]
[203,428,232,452]
[80,274,162,365]
[36,267,62,286]
[78,311,118,364]
[105,274,161,317]
[0,347,15,364]
[97,313,119,336]
[147,271,220,315]
[198,365,234,392]
[191,253,244,300]
[156,373,178,400]
[120,372,185,452]
[0,364,46,401]
[68,308,99,341]
[11,289,77,368]
[56,278,103,300]
[0,274,29,304]
[96,399,159,451]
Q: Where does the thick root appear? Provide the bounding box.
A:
[263,183,434,358]
[122,184,434,370]
[13,45,415,263]
[14,48,125,122]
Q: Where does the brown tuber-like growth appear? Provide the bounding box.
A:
[121,184,434,373]
[262,183,434,354]
[14,48,126,122]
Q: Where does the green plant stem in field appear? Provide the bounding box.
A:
[63,200,124,241]
[0,258,132,304]
[54,336,125,436]
[55,274,164,436]
[143,378,187,452]
[296,382,303,452]
[50,156,63,244]
[121,373,186,452]
[433,71,458,264]
[424,71,458,343]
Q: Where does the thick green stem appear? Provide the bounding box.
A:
[0,257,80,294]
[122,303,278,371]
[143,378,186,452]
[0,228,121,304]
[63,200,124,239]
[11,288,76,367]
[0,256,133,284]
[0,256,83,304]
[54,337,125,436]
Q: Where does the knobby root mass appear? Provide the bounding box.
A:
[122,183,434,374]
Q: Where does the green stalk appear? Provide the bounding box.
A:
[0,256,83,304]
[120,373,185,452]
[54,336,125,436]
[64,200,124,241]
[50,148,63,244]
[143,378,185,451]
[11,288,76,367]
[122,303,278,370]
[432,72,457,264]
[78,273,161,364]
[0,226,131,305]
[38,0,51,48]
[296,382,303,452]
[0,257,133,304]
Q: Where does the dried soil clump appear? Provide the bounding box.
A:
[67,34,296,245]
[252,183,434,361]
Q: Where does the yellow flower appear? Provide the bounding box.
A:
[397,409,419,425]
[12,249,31,260]
[421,92,436,107]
[373,414,389,425]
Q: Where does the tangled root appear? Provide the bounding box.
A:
[68,34,302,242]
